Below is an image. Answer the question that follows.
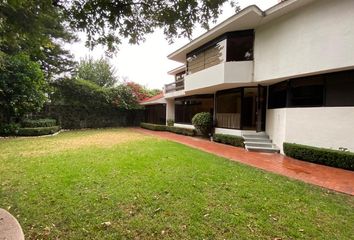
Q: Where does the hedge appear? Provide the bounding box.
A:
[17,126,61,136]
[167,126,195,136]
[0,123,20,136]
[140,123,195,136]
[21,118,57,128]
[213,134,244,148]
[283,143,354,171]
[140,122,167,131]
[36,105,144,129]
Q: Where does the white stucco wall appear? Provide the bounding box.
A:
[174,123,195,129]
[214,128,258,136]
[214,128,242,136]
[166,99,175,124]
[184,61,253,92]
[266,109,287,153]
[266,107,354,153]
[254,0,354,82]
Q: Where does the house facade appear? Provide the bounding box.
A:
[143,0,354,153]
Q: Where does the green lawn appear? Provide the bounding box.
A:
[0,129,353,239]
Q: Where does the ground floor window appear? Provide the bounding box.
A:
[175,95,214,124]
[144,104,166,125]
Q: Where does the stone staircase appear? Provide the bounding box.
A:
[243,132,280,153]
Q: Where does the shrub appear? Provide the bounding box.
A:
[140,122,167,131]
[213,134,244,148]
[17,126,61,136]
[0,123,20,136]
[167,119,174,127]
[283,143,354,171]
[166,126,195,136]
[192,112,212,136]
[21,118,57,128]
[140,122,195,136]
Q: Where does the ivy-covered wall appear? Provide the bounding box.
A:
[38,105,144,129]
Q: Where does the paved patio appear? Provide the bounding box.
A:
[135,128,354,195]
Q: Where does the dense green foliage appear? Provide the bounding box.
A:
[42,105,143,129]
[0,0,76,79]
[0,54,47,122]
[0,123,20,136]
[284,143,354,170]
[51,78,109,107]
[213,133,244,148]
[167,119,174,127]
[63,0,238,52]
[0,129,353,239]
[76,57,118,87]
[51,78,145,110]
[192,112,212,136]
[167,126,196,136]
[108,84,141,109]
[21,119,57,128]
[140,122,167,131]
[140,122,196,136]
[17,126,61,136]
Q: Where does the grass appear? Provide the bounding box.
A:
[0,128,353,239]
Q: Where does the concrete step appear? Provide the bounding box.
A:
[245,145,280,153]
[243,133,269,139]
[243,137,272,143]
[244,141,274,148]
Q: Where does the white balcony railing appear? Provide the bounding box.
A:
[164,78,184,93]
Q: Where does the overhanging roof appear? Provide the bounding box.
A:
[168,0,315,63]
[167,65,186,75]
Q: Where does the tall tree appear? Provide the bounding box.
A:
[0,0,76,79]
[0,54,47,122]
[76,57,118,87]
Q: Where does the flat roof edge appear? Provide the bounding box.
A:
[167,5,263,60]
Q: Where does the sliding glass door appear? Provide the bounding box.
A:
[215,87,266,131]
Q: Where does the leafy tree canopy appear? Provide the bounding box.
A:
[0,0,76,79]
[126,82,162,102]
[51,78,110,107]
[51,78,142,110]
[75,57,118,87]
[58,0,239,52]
[0,54,48,122]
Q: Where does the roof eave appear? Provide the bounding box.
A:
[167,5,264,63]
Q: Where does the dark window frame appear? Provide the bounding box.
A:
[174,95,214,124]
[267,69,354,109]
[215,87,258,130]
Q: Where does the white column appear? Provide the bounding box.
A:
[166,99,175,125]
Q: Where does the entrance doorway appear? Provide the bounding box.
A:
[215,86,267,131]
[241,88,257,130]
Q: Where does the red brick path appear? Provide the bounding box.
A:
[134,128,354,195]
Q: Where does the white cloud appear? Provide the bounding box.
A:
[66,0,277,89]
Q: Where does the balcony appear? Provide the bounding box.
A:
[184,61,254,94]
[165,79,184,93]
[164,78,185,98]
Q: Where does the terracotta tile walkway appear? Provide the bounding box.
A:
[134,128,354,196]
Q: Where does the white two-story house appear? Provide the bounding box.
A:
[141,0,354,153]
